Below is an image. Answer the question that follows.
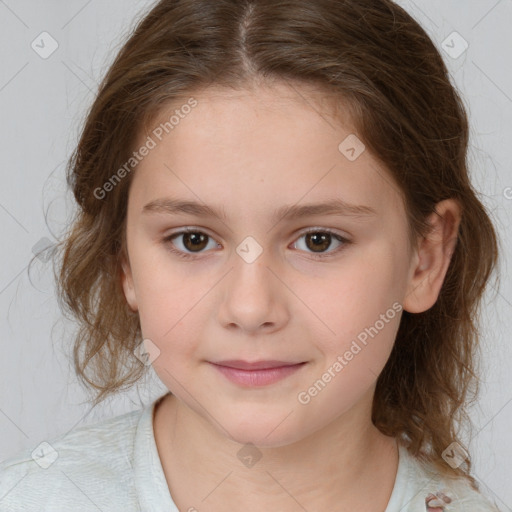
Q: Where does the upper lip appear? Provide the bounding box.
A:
[210,360,305,370]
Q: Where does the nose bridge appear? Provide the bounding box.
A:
[229,241,278,305]
[217,241,288,332]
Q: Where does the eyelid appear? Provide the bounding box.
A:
[163,225,351,241]
[162,226,351,260]
[295,226,350,239]
[292,227,351,258]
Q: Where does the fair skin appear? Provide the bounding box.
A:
[121,81,461,511]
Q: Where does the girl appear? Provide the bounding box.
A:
[0,0,503,510]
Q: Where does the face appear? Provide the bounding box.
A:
[121,82,417,448]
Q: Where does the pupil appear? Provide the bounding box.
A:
[308,233,330,252]
[185,232,207,251]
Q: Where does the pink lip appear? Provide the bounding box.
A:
[212,360,303,370]
[209,360,307,387]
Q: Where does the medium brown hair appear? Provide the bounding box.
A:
[51,0,500,490]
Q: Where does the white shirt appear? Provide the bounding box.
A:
[0,394,500,511]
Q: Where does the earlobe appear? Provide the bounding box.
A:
[120,255,139,313]
[403,199,461,314]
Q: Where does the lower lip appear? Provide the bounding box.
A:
[209,363,306,387]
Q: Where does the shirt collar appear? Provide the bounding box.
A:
[134,395,179,511]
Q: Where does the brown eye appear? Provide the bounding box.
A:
[163,229,219,259]
[163,227,350,261]
[181,232,209,252]
[293,229,349,257]
[305,232,332,253]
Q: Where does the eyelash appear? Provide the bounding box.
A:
[162,227,351,261]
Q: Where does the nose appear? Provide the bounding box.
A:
[217,253,289,335]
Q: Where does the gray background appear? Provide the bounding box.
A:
[0,0,510,509]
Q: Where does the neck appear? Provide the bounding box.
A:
[153,391,399,511]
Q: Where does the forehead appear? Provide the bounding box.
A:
[129,82,404,222]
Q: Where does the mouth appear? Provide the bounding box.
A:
[210,360,306,370]
[208,360,307,387]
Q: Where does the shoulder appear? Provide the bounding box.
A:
[0,406,144,512]
[402,447,502,512]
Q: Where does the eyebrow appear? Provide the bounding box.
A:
[142,197,377,222]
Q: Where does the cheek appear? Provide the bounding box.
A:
[302,243,404,340]
[129,254,201,360]
[293,243,405,400]
[129,236,192,315]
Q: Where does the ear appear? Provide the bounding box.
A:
[403,199,461,314]
[120,251,139,313]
